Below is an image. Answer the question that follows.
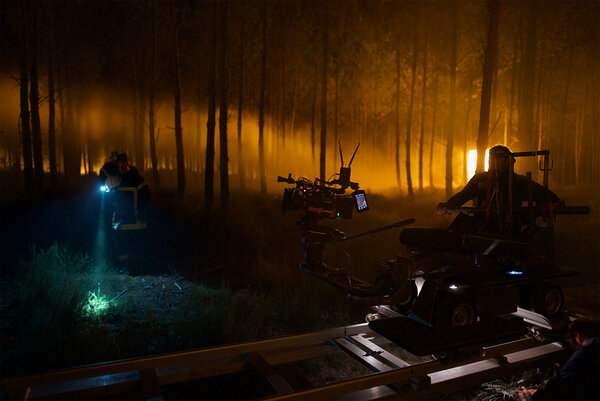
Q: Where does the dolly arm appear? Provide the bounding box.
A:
[342,219,416,241]
[445,206,590,216]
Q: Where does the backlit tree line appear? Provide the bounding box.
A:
[1,0,598,202]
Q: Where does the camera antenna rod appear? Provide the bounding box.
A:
[338,141,344,167]
[348,143,360,167]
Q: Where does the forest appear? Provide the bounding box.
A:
[0,0,599,396]
[1,0,598,199]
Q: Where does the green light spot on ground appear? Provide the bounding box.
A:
[83,286,111,316]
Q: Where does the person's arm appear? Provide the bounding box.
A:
[530,181,560,204]
[99,165,108,182]
[528,374,577,401]
[437,175,482,215]
[445,173,484,207]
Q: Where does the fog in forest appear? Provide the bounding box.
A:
[1,0,598,195]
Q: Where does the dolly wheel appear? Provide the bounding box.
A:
[534,286,563,317]
[437,297,476,326]
[450,303,476,326]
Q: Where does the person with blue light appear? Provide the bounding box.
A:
[111,153,149,231]
[98,151,121,232]
[99,151,121,192]
[111,154,150,273]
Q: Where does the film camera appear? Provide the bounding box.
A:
[278,144,368,220]
[277,143,415,300]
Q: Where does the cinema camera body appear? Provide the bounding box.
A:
[278,172,368,220]
[278,143,368,221]
[278,144,415,300]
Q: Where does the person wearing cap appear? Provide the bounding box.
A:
[436,145,561,234]
[99,151,121,190]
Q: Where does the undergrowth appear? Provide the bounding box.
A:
[0,240,355,378]
[0,243,108,376]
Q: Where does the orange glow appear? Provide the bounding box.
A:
[467,149,490,178]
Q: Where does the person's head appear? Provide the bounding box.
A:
[117,153,131,175]
[110,151,119,164]
[488,145,513,173]
[568,317,600,346]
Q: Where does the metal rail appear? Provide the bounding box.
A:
[1,321,569,401]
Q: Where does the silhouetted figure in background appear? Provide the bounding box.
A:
[97,151,122,263]
[112,154,150,273]
[517,317,600,401]
[99,151,120,189]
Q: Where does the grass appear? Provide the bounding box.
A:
[0,243,109,375]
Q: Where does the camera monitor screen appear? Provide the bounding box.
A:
[354,190,369,213]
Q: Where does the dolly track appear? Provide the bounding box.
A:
[1,318,572,401]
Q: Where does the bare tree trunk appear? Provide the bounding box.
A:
[47,2,57,183]
[593,66,600,185]
[405,34,418,200]
[85,114,92,175]
[446,0,458,199]
[476,0,499,173]
[507,34,518,147]
[218,0,229,205]
[57,40,67,177]
[418,35,428,191]
[333,61,339,167]
[258,1,267,194]
[290,76,297,139]
[19,0,33,189]
[237,6,245,189]
[559,46,573,184]
[464,77,473,181]
[205,2,217,204]
[574,97,584,185]
[429,74,439,188]
[29,2,43,188]
[535,41,545,181]
[311,61,318,163]
[137,71,146,172]
[518,0,537,155]
[395,48,402,191]
[281,39,287,147]
[170,0,185,197]
[319,2,328,183]
[372,80,378,167]
[59,40,77,185]
[130,57,139,165]
[149,2,159,188]
[68,80,80,181]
